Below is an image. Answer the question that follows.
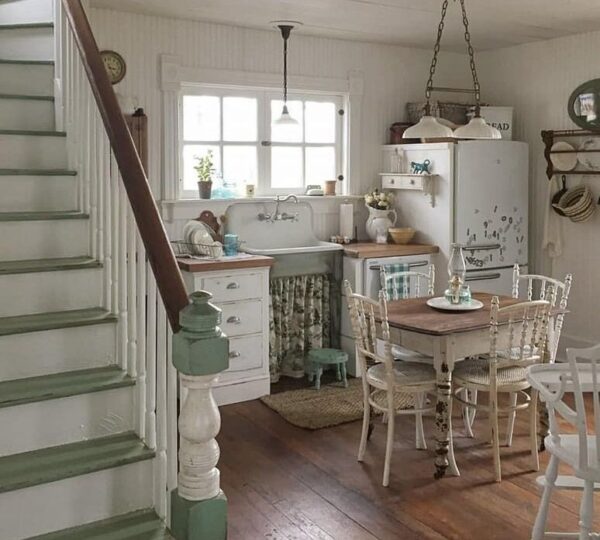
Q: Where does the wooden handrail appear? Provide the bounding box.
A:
[62,0,188,332]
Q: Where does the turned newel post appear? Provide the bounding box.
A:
[171,291,229,540]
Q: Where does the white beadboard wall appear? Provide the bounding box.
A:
[478,30,600,349]
[86,7,470,240]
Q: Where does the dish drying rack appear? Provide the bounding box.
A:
[171,240,243,260]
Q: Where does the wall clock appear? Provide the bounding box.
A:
[100,50,126,85]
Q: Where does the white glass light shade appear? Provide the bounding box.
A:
[403,115,454,139]
[274,104,298,125]
[454,116,501,139]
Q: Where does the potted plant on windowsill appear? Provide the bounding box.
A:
[194,151,214,200]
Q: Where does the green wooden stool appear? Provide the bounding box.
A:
[307,348,348,390]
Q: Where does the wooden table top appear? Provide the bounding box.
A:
[177,254,274,273]
[343,243,439,259]
[386,293,522,336]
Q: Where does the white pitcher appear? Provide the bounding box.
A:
[366,205,397,243]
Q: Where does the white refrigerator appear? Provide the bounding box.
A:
[383,140,529,295]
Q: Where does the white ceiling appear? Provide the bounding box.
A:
[91,0,600,51]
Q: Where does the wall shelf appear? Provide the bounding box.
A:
[380,173,438,207]
[541,128,600,179]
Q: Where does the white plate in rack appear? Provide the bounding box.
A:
[577,138,600,171]
[426,297,484,312]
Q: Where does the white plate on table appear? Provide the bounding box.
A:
[426,297,484,312]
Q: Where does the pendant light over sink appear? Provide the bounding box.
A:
[403,0,501,141]
[272,21,302,125]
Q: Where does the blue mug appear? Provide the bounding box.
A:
[223,234,238,256]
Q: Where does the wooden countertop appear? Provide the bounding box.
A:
[177,255,275,273]
[343,243,439,259]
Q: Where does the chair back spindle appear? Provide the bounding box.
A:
[380,264,435,301]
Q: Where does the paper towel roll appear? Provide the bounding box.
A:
[339,203,354,239]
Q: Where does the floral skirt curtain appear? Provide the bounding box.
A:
[269,274,331,382]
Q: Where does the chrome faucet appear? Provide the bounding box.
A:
[258,195,299,222]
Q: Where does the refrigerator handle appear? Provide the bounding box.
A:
[463,243,501,252]
[465,272,501,282]
[368,260,429,271]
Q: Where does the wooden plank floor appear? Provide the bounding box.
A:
[219,393,600,540]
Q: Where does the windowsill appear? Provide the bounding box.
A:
[160,195,363,222]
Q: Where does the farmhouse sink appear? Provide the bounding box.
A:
[225,200,344,256]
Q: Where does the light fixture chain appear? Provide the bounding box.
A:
[459,0,481,114]
[424,0,449,115]
[283,34,289,104]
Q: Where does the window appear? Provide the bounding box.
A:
[179,87,345,198]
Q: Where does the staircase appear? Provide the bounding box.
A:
[0,1,171,537]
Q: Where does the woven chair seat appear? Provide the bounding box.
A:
[454,357,529,388]
[367,361,436,390]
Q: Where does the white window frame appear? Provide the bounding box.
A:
[178,86,345,198]
[161,56,363,202]
[178,86,264,199]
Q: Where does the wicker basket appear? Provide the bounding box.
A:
[406,101,469,126]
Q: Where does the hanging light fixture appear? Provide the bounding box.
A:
[404,0,500,140]
[272,21,301,125]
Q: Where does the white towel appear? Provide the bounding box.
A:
[542,176,563,258]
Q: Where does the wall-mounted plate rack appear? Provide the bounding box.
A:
[380,173,438,207]
[542,128,600,179]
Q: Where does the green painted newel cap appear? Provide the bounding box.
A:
[172,291,229,376]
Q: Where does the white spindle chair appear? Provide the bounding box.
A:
[380,264,435,363]
[464,266,573,443]
[528,345,600,539]
[453,294,553,482]
[344,280,436,487]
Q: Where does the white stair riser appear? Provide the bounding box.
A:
[0,0,53,24]
[0,27,54,60]
[0,387,134,457]
[0,63,53,95]
[0,268,103,317]
[0,175,77,212]
[0,324,116,381]
[0,133,67,169]
[0,460,153,540]
[0,98,54,131]
[0,220,88,259]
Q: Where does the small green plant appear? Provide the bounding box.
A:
[193,151,214,182]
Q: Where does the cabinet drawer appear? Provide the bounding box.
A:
[219,300,263,337]
[202,273,263,302]
[381,174,426,190]
[226,335,263,373]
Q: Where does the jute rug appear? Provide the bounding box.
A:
[260,378,414,430]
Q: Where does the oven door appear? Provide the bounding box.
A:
[364,255,432,300]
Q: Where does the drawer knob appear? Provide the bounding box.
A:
[229,351,241,359]
[410,179,415,185]
[390,178,395,184]
[227,316,241,324]
[226,282,240,290]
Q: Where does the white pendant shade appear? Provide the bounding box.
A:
[454,116,501,139]
[403,115,454,139]
[274,104,298,125]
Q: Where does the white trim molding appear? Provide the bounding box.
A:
[160,55,364,200]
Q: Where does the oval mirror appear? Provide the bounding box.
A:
[568,79,600,131]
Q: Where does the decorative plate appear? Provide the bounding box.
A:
[426,297,484,312]
[550,141,577,172]
[577,138,600,171]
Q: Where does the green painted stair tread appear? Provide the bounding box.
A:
[0,128,66,136]
[0,432,155,494]
[0,256,102,275]
[0,92,54,101]
[28,510,172,540]
[0,168,77,176]
[0,307,117,336]
[0,22,54,30]
[0,366,134,409]
[0,210,88,221]
[0,58,54,65]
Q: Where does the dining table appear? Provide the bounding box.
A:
[382,292,558,479]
